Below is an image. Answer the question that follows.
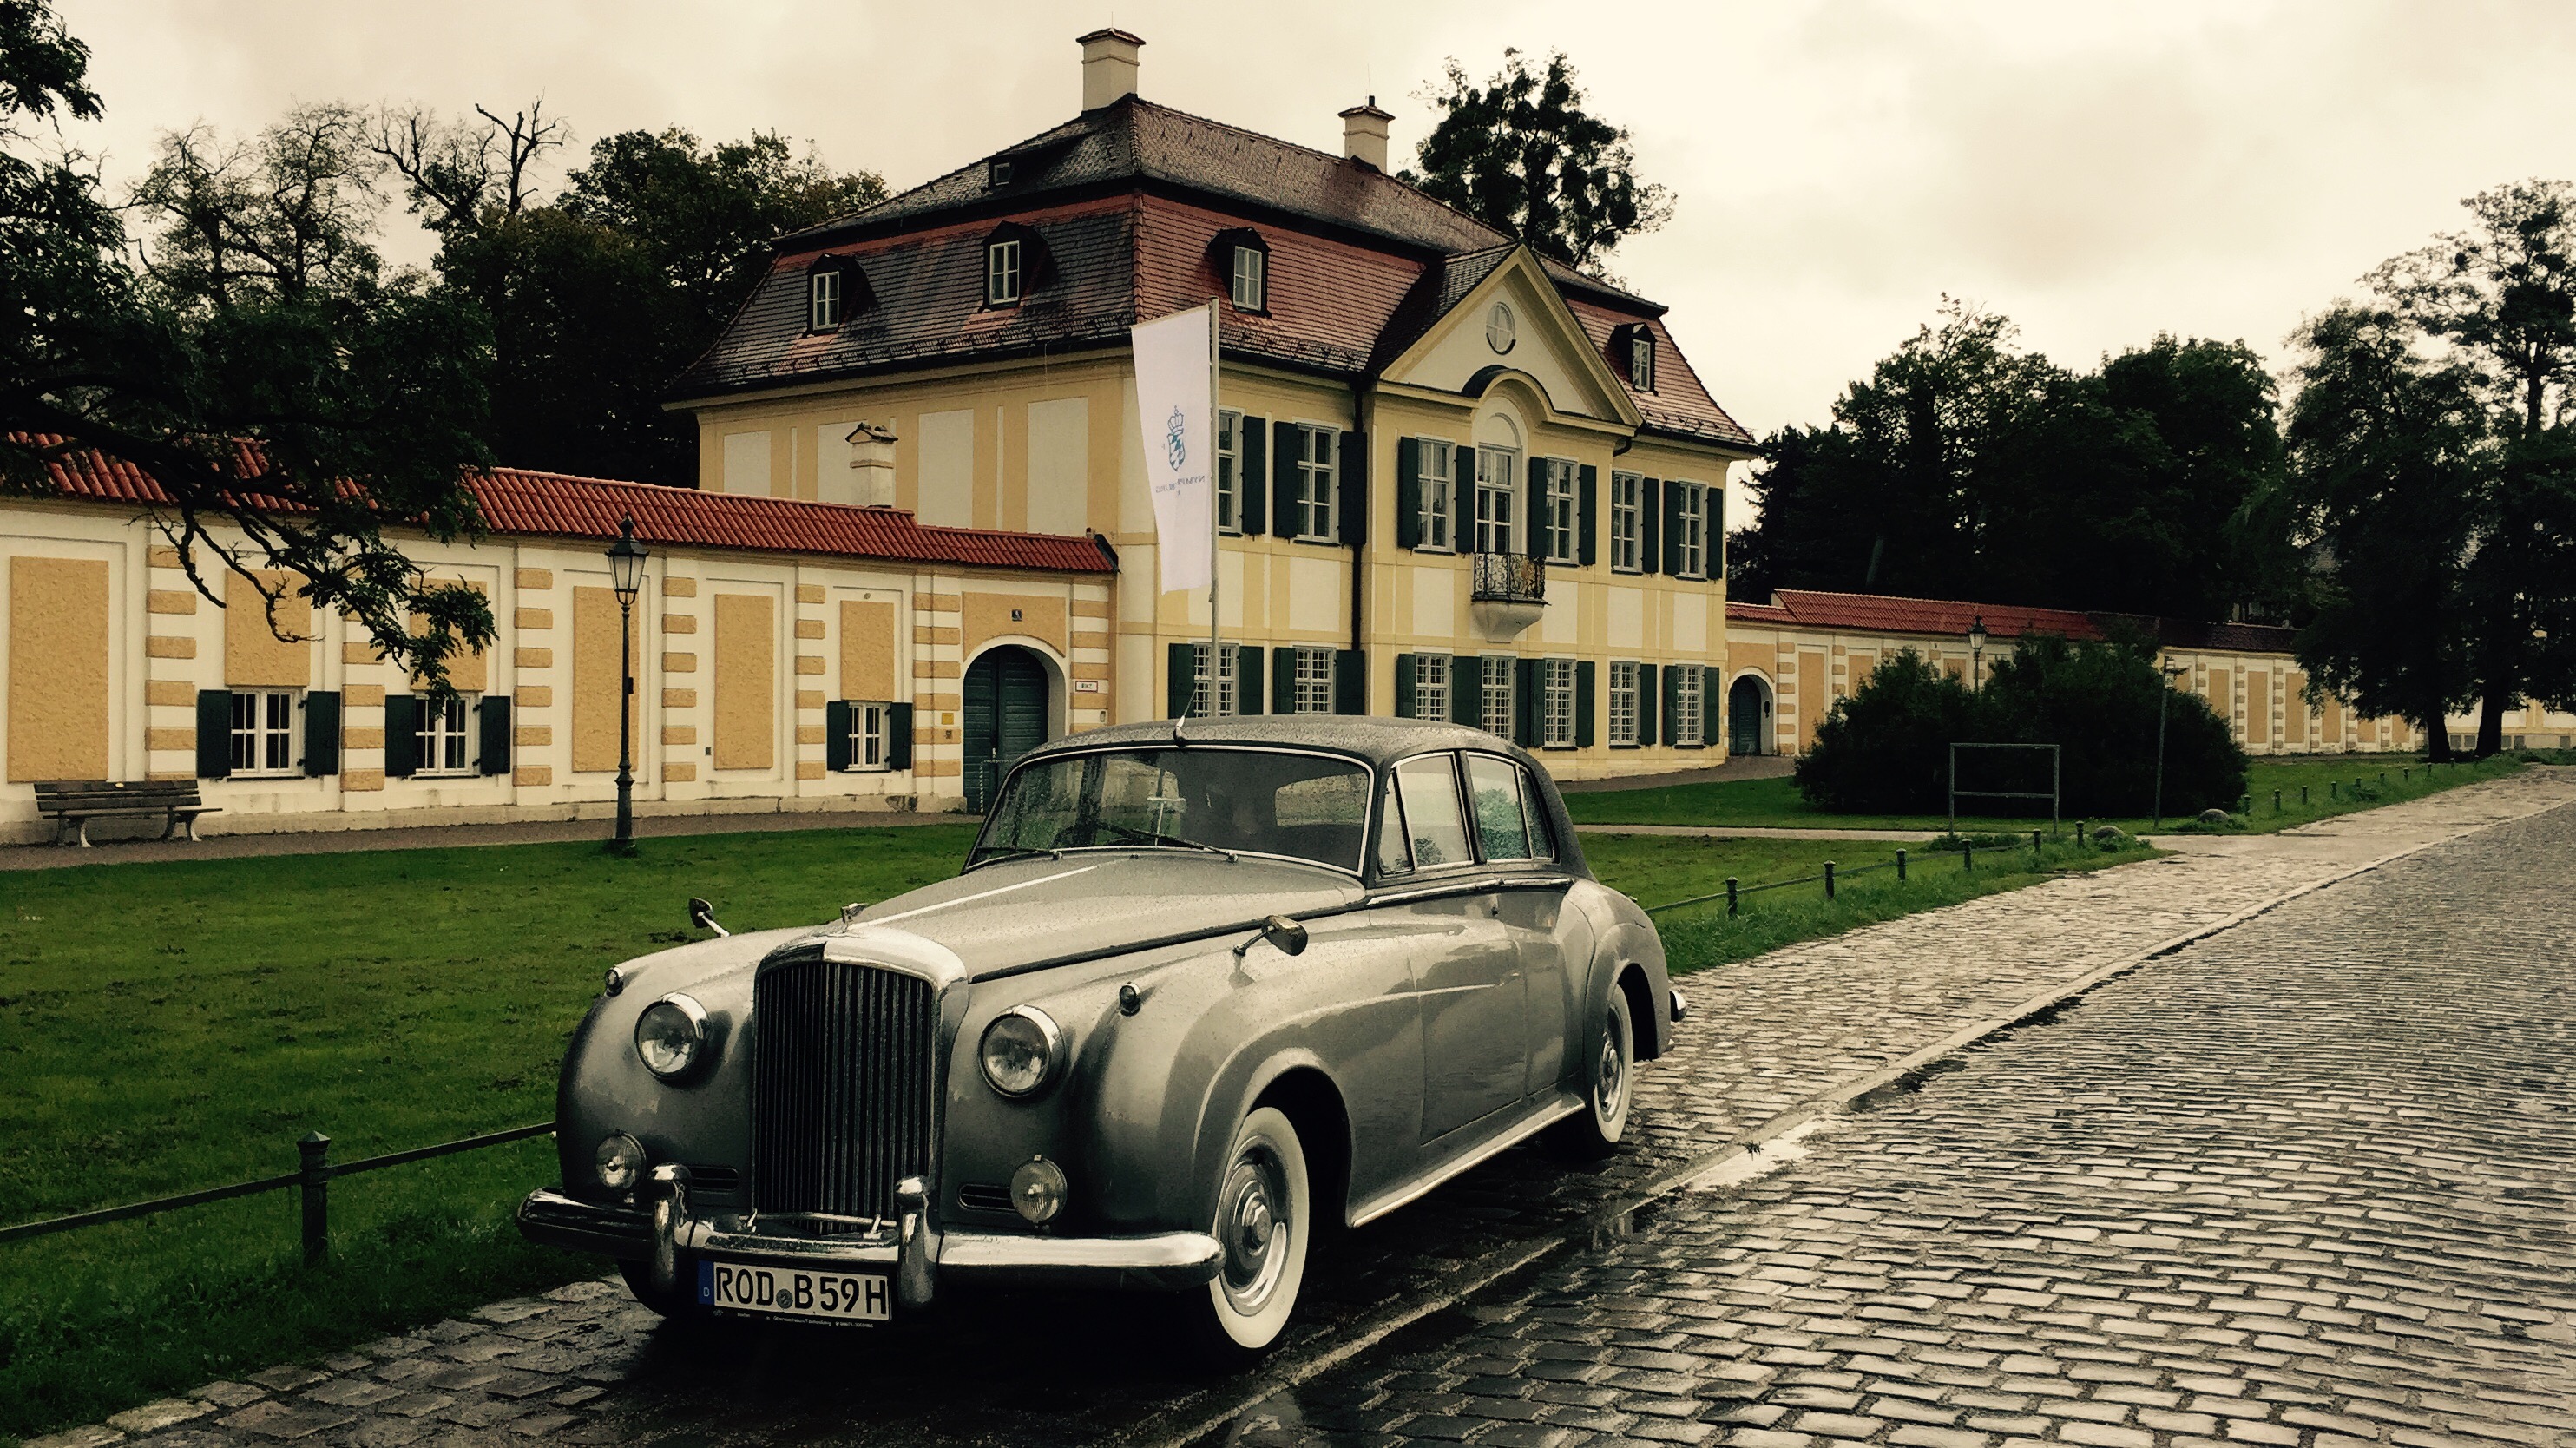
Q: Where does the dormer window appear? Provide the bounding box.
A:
[1231,245,1266,312]
[988,158,1015,188]
[809,267,843,330]
[987,238,1022,306]
[1626,327,1655,392]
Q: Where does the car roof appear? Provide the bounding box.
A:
[1016,715,1539,773]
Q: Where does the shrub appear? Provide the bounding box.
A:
[1795,635,2249,818]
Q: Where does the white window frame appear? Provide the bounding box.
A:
[1292,646,1335,714]
[1673,480,1708,580]
[847,701,890,772]
[419,693,476,776]
[1540,458,1578,564]
[1192,642,1240,719]
[1480,656,1515,735]
[809,267,842,330]
[1217,410,1243,535]
[1629,332,1654,391]
[230,688,299,776]
[1609,661,1640,747]
[1609,471,1643,573]
[1416,438,1454,552]
[1295,424,1337,542]
[1474,445,1517,554]
[1672,662,1705,747]
[1542,658,1577,748]
[1414,653,1451,722]
[986,239,1022,306]
[1231,245,1266,311]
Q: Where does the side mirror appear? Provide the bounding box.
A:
[688,898,728,938]
[1234,913,1307,960]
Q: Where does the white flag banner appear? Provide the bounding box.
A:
[1131,304,1216,595]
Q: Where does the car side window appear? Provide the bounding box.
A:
[1374,774,1413,876]
[1516,764,1556,861]
[1393,755,1472,869]
[1464,754,1536,861]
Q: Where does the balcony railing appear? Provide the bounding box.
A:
[1470,552,1547,605]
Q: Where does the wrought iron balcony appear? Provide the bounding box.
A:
[1470,552,1548,605]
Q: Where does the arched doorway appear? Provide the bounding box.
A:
[963,645,1052,811]
[1728,674,1772,756]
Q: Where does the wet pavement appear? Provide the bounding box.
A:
[32,769,2575,1448]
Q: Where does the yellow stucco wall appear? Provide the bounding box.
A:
[7,556,111,782]
[712,592,776,772]
[224,569,312,688]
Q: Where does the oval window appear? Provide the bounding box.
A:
[1485,302,1516,355]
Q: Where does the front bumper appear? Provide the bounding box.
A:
[517,1170,1222,1308]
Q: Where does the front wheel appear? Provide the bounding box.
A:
[1172,1104,1311,1368]
[617,1257,701,1320]
[1548,981,1635,1160]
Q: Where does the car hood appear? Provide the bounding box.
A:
[845,849,1364,977]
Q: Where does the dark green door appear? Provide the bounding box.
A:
[964,646,1050,811]
[1729,675,1766,755]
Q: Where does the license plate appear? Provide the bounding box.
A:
[698,1259,891,1323]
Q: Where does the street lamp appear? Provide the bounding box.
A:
[1967,615,1988,693]
[2151,654,2187,827]
[607,516,648,853]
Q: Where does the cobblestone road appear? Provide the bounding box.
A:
[37,770,2575,1448]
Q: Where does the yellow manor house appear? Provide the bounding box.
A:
[0,30,2495,842]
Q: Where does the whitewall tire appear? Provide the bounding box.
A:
[1177,1104,1311,1366]
[1548,981,1635,1159]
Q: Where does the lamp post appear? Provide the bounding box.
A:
[2151,655,2187,827]
[607,517,647,854]
[1967,615,1988,693]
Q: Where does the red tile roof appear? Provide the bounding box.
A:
[1731,589,2297,655]
[13,437,1114,575]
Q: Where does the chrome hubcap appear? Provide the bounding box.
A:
[1218,1146,1290,1313]
[1596,1026,1627,1122]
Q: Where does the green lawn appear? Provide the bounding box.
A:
[0,817,2150,1439]
[1565,753,2522,834]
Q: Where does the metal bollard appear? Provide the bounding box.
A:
[2330,781,2340,800]
[2032,830,2043,859]
[1963,844,1974,874]
[2273,789,2281,813]
[299,1131,331,1267]
[1725,877,1738,917]
[1824,862,1837,900]
[2301,785,2310,805]
[1896,847,1908,881]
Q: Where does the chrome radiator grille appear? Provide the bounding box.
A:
[752,956,937,1221]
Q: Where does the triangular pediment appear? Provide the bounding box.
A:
[1378,247,1641,428]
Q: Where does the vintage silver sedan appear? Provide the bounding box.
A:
[518,716,1682,1361]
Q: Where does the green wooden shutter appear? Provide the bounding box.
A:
[1578,464,1598,567]
[1637,664,1658,747]
[1337,431,1366,547]
[1272,647,1297,714]
[1167,642,1195,719]
[195,689,233,779]
[1524,457,1547,558]
[1272,421,1299,538]
[1575,662,1596,748]
[1453,446,1474,550]
[1240,416,1268,536]
[1661,479,1685,576]
[301,691,341,776]
[1239,646,1265,715]
[1660,666,1680,749]
[477,695,512,775]
[886,702,914,770]
[1452,659,1484,726]
[1640,477,1660,576]
[1394,653,1418,718]
[1703,665,1721,751]
[1334,649,1365,714]
[826,700,852,771]
[1515,659,1541,746]
[1395,439,1422,550]
[384,694,420,779]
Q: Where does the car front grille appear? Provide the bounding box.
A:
[752,955,937,1224]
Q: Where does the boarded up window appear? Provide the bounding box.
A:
[8,556,111,781]
[572,585,639,773]
[2284,674,2310,743]
[840,599,897,701]
[1025,397,1089,536]
[408,580,489,693]
[713,593,775,771]
[2246,671,2270,743]
[225,569,312,688]
[1797,650,1828,752]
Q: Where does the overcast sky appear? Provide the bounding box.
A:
[55,0,2576,453]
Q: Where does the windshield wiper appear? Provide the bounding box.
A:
[971,846,1065,867]
[1095,822,1236,861]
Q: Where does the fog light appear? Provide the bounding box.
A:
[595,1132,646,1192]
[1009,1155,1068,1225]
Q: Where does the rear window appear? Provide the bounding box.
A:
[1391,754,1472,869]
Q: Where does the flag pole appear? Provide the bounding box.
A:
[1206,299,1221,695]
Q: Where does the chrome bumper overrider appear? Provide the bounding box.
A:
[516,1168,1222,1308]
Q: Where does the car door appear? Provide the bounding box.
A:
[1464,753,1574,1094]
[1384,753,1528,1142]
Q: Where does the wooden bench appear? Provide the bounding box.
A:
[34,780,220,846]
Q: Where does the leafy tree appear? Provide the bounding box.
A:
[2363,180,2576,750]
[0,0,495,685]
[1407,49,1671,274]
[1792,651,1979,815]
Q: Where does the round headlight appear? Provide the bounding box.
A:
[634,994,708,1080]
[978,1007,1064,1099]
[1010,1155,1068,1224]
[595,1132,645,1192]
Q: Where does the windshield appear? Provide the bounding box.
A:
[971,747,1372,873]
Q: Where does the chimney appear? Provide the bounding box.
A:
[1339,97,1393,171]
[844,422,898,509]
[1078,29,1144,111]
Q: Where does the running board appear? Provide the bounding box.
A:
[1346,1092,1587,1227]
